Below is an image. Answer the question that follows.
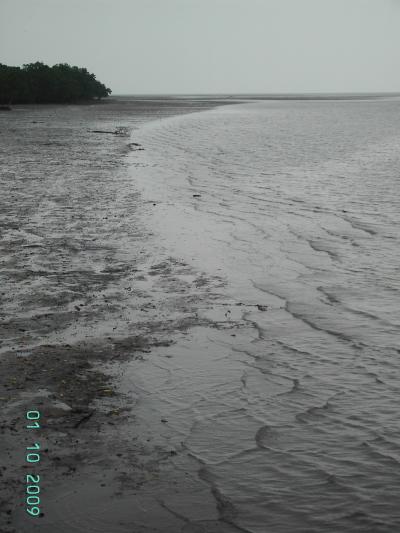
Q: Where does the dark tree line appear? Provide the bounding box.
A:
[0,62,111,104]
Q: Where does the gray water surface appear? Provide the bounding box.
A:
[129,98,400,532]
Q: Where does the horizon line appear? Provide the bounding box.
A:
[110,91,400,98]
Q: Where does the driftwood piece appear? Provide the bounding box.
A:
[89,126,129,136]
[89,130,118,134]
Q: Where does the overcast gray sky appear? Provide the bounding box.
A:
[1,0,400,94]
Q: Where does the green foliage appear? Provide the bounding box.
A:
[0,62,111,104]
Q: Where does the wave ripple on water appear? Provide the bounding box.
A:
[130,99,400,532]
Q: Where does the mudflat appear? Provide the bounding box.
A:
[2,95,400,533]
[0,96,236,533]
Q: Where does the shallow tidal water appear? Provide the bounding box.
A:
[127,97,400,532]
[2,96,400,532]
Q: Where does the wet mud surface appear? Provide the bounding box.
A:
[0,97,241,532]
